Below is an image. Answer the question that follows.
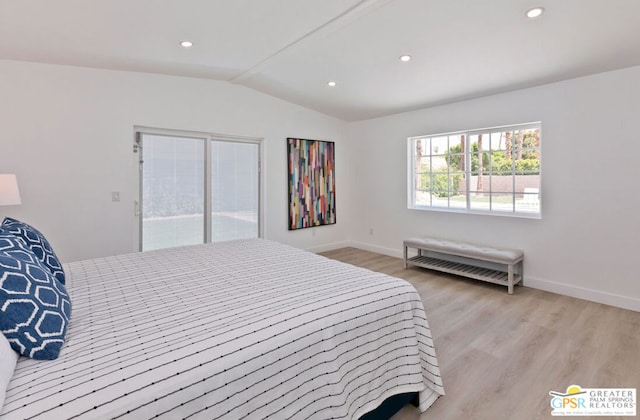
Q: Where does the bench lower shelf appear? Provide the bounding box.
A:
[406,255,523,289]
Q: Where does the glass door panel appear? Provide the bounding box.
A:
[141,134,205,251]
[210,140,259,241]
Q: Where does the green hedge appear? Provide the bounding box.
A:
[419,171,463,197]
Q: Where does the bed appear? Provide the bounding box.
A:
[1,238,444,419]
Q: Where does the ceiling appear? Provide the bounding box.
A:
[2,0,640,121]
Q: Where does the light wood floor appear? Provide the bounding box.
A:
[319,248,640,420]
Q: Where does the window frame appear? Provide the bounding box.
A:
[407,122,541,219]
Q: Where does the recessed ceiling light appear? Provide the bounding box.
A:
[327,81,337,87]
[526,7,544,18]
[400,55,412,62]
[180,40,193,48]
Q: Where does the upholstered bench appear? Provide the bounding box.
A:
[403,237,524,294]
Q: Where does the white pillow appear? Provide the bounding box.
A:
[0,333,19,412]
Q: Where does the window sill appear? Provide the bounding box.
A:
[408,205,542,220]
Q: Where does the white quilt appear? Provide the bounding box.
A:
[2,239,443,419]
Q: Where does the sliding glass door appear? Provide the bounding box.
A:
[210,140,259,242]
[139,130,260,251]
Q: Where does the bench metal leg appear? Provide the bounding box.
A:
[403,246,408,269]
[508,264,514,295]
[519,261,525,287]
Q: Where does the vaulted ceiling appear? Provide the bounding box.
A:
[2,0,639,121]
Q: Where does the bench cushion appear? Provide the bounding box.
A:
[404,237,523,264]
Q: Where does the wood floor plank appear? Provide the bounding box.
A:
[319,247,640,420]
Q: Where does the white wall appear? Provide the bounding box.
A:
[2,59,638,311]
[346,65,640,312]
[0,60,350,262]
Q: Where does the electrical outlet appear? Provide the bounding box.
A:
[112,192,120,202]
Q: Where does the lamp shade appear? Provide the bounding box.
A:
[0,174,22,206]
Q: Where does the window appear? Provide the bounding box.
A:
[408,122,541,217]
[137,128,262,251]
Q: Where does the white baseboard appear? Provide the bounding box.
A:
[525,276,640,312]
[305,240,353,254]
[344,241,404,259]
[307,240,403,257]
[324,241,639,313]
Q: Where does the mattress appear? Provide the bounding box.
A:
[2,239,443,419]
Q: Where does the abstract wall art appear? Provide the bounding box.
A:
[287,138,336,230]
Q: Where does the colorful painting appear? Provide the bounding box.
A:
[287,138,336,230]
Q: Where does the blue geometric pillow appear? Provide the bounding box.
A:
[0,230,32,262]
[0,233,71,360]
[1,217,66,285]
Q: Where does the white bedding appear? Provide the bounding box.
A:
[2,239,443,419]
[0,334,18,412]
